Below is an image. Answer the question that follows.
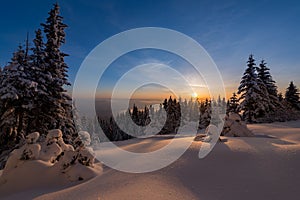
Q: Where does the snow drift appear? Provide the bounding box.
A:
[0,129,102,198]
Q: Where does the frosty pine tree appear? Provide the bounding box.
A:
[227,92,239,113]
[285,81,300,110]
[0,45,38,149]
[0,3,76,169]
[237,55,269,122]
[257,60,280,111]
[41,3,76,143]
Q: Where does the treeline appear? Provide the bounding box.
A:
[80,55,300,142]
[80,96,227,142]
[235,55,300,122]
[0,3,76,156]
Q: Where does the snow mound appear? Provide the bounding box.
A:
[195,124,220,142]
[78,131,91,146]
[26,132,40,144]
[0,129,102,194]
[222,113,254,137]
[195,113,253,141]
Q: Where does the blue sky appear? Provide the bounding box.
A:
[0,0,300,98]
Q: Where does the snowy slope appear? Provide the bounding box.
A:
[1,120,300,200]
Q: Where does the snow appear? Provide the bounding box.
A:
[78,131,91,146]
[47,129,63,141]
[222,112,254,137]
[0,129,102,199]
[26,132,40,144]
[1,121,300,199]
[39,141,63,163]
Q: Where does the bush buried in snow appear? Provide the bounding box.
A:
[0,129,101,184]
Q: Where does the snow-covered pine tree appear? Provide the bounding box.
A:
[41,3,76,143]
[228,92,239,113]
[0,66,3,122]
[237,55,269,122]
[257,60,280,111]
[258,60,278,97]
[216,95,227,115]
[91,116,101,145]
[179,98,189,125]
[221,97,227,114]
[160,96,181,134]
[285,81,300,110]
[278,93,284,102]
[198,99,211,129]
[26,29,51,134]
[188,97,199,122]
[0,45,37,150]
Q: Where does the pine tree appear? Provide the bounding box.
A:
[221,97,227,113]
[0,66,3,122]
[0,45,37,149]
[198,99,211,129]
[179,98,189,124]
[26,29,51,134]
[228,92,239,113]
[285,81,300,110]
[160,96,181,134]
[258,60,278,97]
[278,93,284,102]
[41,3,75,143]
[257,60,280,111]
[237,55,269,122]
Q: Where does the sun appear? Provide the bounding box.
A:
[192,92,198,98]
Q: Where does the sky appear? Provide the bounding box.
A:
[0,0,300,100]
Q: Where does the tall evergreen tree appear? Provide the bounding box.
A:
[285,81,300,110]
[26,29,51,134]
[257,60,280,111]
[41,3,75,143]
[237,55,269,122]
[0,45,37,149]
[0,66,3,120]
[258,60,278,96]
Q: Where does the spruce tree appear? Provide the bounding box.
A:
[237,55,269,122]
[0,45,37,149]
[26,29,50,134]
[278,93,284,102]
[0,67,3,122]
[257,60,280,111]
[41,3,75,143]
[258,60,278,96]
[198,99,211,129]
[285,81,300,110]
[228,92,239,113]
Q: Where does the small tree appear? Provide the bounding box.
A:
[198,99,211,129]
[278,93,284,102]
[228,92,239,113]
[285,81,300,110]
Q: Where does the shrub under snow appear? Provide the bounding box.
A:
[194,112,253,141]
[221,113,254,137]
[0,129,101,184]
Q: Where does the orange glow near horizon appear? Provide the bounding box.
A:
[95,86,215,102]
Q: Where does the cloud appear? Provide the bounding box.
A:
[189,84,207,88]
